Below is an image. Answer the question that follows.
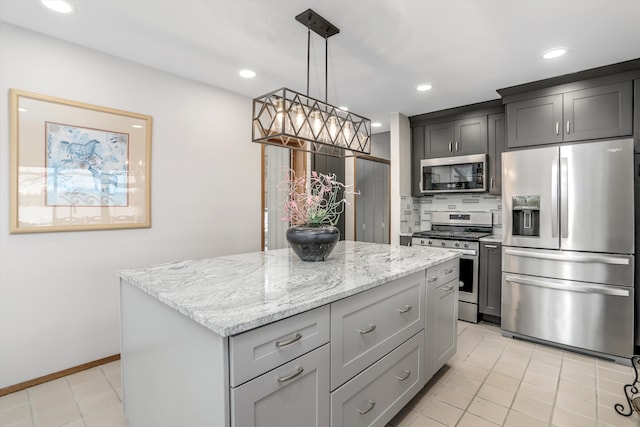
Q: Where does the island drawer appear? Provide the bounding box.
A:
[229,305,330,387]
[426,259,458,289]
[330,271,425,389]
[330,330,425,427]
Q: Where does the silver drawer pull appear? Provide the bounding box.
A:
[396,305,412,313]
[484,244,497,249]
[396,370,411,381]
[275,333,302,348]
[358,400,376,414]
[444,268,454,274]
[358,323,377,334]
[443,285,455,292]
[427,277,438,282]
[276,366,304,382]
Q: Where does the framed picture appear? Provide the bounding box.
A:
[10,89,152,233]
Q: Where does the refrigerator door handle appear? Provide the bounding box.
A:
[504,248,631,265]
[560,157,569,238]
[504,275,630,297]
[551,160,559,238]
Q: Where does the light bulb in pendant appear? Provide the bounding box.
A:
[312,111,322,138]
[275,99,284,132]
[295,106,305,136]
[343,122,351,145]
[329,117,338,141]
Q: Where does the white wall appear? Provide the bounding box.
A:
[390,113,411,245]
[0,23,262,388]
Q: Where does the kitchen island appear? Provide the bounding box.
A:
[119,241,460,427]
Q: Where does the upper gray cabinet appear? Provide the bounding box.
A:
[411,126,425,197]
[425,116,487,158]
[635,79,640,153]
[506,81,633,149]
[487,113,505,195]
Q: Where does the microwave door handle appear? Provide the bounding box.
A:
[551,159,559,238]
[560,157,569,238]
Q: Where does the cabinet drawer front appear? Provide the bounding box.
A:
[230,305,330,386]
[331,331,425,427]
[426,259,459,289]
[231,344,330,427]
[331,272,424,389]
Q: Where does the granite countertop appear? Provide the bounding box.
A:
[480,233,502,243]
[119,241,460,337]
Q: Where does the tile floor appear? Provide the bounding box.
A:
[1,321,639,427]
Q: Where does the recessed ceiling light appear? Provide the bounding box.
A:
[543,48,567,59]
[416,84,432,92]
[338,106,349,111]
[18,108,27,112]
[239,69,256,79]
[132,125,143,129]
[41,0,75,14]
[371,122,382,128]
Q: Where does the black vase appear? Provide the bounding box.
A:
[286,225,340,262]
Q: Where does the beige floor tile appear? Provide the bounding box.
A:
[503,409,549,427]
[557,379,595,402]
[0,402,32,425]
[562,351,596,366]
[511,393,553,423]
[433,383,474,410]
[492,361,526,380]
[597,403,640,427]
[528,360,561,377]
[533,344,565,358]
[456,411,500,427]
[597,366,632,383]
[388,406,419,427]
[562,358,596,376]
[552,406,597,427]
[597,376,626,395]
[83,404,124,427]
[517,381,557,405]
[0,390,29,410]
[32,401,81,427]
[62,420,86,427]
[76,389,120,417]
[498,351,530,368]
[452,363,490,382]
[555,393,597,420]
[419,398,463,427]
[597,359,633,375]
[465,353,497,371]
[485,371,520,393]
[444,373,482,394]
[408,413,447,427]
[597,389,628,409]
[27,378,69,401]
[66,368,104,387]
[467,396,508,425]
[477,383,516,408]
[30,389,75,414]
[559,368,596,388]
[70,377,112,397]
[523,369,559,390]
[472,345,502,360]
[531,349,563,367]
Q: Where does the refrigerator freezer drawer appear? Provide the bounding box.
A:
[502,247,634,287]
[502,273,634,358]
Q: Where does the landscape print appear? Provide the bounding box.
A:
[45,122,129,207]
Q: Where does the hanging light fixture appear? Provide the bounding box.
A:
[252,9,371,157]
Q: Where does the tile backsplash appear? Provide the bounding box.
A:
[400,194,502,234]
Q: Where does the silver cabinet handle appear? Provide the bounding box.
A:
[504,248,630,265]
[555,121,560,135]
[505,274,630,297]
[443,285,455,292]
[484,244,497,249]
[277,366,304,382]
[396,370,411,381]
[448,141,452,152]
[396,305,412,313]
[491,177,495,189]
[275,333,302,348]
[358,400,376,414]
[427,276,438,282]
[560,157,569,238]
[358,323,376,334]
[566,120,570,134]
[444,268,454,274]
[455,141,459,152]
[551,159,559,238]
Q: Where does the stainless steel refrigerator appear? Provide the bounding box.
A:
[501,138,635,361]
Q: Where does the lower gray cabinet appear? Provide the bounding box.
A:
[231,344,330,427]
[330,331,425,427]
[432,279,458,373]
[479,242,502,318]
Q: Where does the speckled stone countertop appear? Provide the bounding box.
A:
[480,233,502,243]
[119,241,460,337]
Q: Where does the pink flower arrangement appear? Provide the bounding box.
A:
[279,170,353,226]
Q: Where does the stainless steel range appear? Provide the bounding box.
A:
[412,212,493,323]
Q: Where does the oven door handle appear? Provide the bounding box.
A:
[504,248,630,265]
[451,249,477,256]
[504,275,630,297]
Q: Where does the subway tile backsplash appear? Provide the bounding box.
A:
[401,193,502,234]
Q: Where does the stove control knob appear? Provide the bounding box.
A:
[421,240,425,245]
[454,242,460,248]
[463,242,469,249]
[428,240,432,245]
[441,241,446,247]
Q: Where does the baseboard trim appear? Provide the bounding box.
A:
[0,354,120,397]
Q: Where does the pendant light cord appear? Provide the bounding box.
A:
[306,26,311,97]
[325,36,328,103]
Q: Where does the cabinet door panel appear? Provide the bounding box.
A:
[425,122,454,158]
[479,243,502,317]
[487,113,505,195]
[455,116,487,156]
[507,94,563,148]
[563,81,633,142]
[231,345,330,427]
[635,80,640,152]
[433,279,458,373]
[411,126,425,196]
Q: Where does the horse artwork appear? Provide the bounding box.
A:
[45,122,129,207]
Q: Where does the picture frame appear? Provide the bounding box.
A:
[10,89,152,233]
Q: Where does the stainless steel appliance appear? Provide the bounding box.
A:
[412,212,492,323]
[502,138,635,361]
[420,154,487,193]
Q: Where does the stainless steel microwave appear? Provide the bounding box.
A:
[420,154,487,194]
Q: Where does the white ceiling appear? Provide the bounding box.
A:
[1,0,639,132]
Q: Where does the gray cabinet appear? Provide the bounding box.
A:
[426,117,487,158]
[356,158,389,244]
[479,242,502,318]
[487,113,505,195]
[507,81,633,148]
[635,79,640,153]
[231,345,330,427]
[411,126,424,196]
